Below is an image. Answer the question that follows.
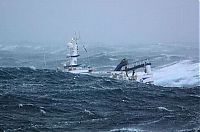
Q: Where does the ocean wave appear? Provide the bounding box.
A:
[0,45,19,51]
[153,60,199,87]
[110,127,145,132]
[0,67,199,131]
[157,107,173,112]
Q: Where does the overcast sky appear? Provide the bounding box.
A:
[0,0,198,45]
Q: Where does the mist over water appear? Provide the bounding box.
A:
[0,42,199,87]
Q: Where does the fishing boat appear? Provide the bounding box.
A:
[58,34,92,74]
[58,34,153,84]
[110,58,154,84]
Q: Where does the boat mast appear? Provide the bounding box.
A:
[67,33,80,67]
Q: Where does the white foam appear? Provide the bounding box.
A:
[40,109,46,114]
[109,58,118,61]
[29,66,36,70]
[84,109,94,115]
[0,45,18,51]
[157,107,172,112]
[110,127,143,132]
[153,60,199,87]
[18,104,23,108]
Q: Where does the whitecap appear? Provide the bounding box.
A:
[26,104,34,106]
[40,106,45,109]
[29,66,36,70]
[18,104,23,108]
[40,109,46,114]
[110,127,144,132]
[109,58,118,61]
[157,107,172,112]
[84,109,94,115]
[1,45,18,51]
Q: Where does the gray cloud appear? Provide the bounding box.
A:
[0,0,198,45]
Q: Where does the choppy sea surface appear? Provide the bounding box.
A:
[0,43,199,131]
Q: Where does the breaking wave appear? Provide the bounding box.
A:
[153,60,199,87]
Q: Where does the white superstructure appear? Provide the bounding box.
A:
[68,37,79,66]
[60,34,92,74]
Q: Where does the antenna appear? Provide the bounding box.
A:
[78,31,81,40]
[83,44,91,67]
[74,31,78,40]
[43,48,47,69]
[83,45,87,53]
